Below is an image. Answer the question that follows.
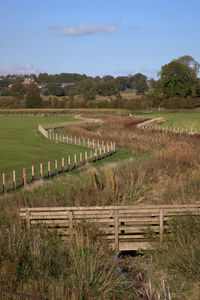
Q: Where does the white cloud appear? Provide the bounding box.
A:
[0,64,39,75]
[49,22,120,37]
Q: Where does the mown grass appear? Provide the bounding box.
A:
[136,111,200,131]
[0,116,88,174]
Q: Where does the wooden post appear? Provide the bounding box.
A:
[23,168,26,186]
[159,209,164,242]
[114,210,119,253]
[55,160,58,174]
[32,166,34,181]
[85,151,87,162]
[83,138,85,147]
[68,155,71,169]
[69,211,73,231]
[95,148,97,160]
[75,136,77,145]
[62,157,64,171]
[104,146,106,156]
[2,173,5,193]
[40,163,43,179]
[111,142,113,152]
[13,170,16,190]
[97,140,99,149]
[26,209,30,230]
[74,154,77,167]
[79,137,81,146]
[56,133,58,142]
[48,161,51,177]
[80,153,82,164]
[99,148,102,158]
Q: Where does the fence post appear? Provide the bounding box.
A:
[20,279,23,300]
[13,170,16,190]
[56,133,58,143]
[83,138,85,147]
[0,278,2,300]
[2,173,5,193]
[79,137,81,146]
[114,210,119,253]
[40,163,43,179]
[23,168,26,186]
[26,209,30,230]
[80,153,82,164]
[85,151,87,162]
[55,160,58,174]
[74,154,77,167]
[48,161,51,177]
[32,166,34,181]
[69,211,73,231]
[159,209,164,242]
[99,148,102,158]
[93,139,95,149]
[62,157,65,172]
[68,156,71,170]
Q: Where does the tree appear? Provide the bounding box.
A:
[98,81,118,96]
[130,73,148,94]
[156,61,199,98]
[26,84,42,108]
[174,55,200,75]
[11,81,25,100]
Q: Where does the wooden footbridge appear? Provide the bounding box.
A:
[19,204,200,252]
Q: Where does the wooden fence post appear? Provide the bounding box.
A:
[159,209,164,242]
[85,151,87,162]
[93,139,95,149]
[23,168,26,186]
[74,154,77,167]
[75,136,77,145]
[2,173,5,193]
[83,138,85,147]
[48,161,51,177]
[99,148,102,158]
[56,133,58,142]
[32,166,34,181]
[79,137,81,146]
[97,140,99,149]
[68,156,71,170]
[80,153,82,164]
[62,157,64,171]
[26,209,30,230]
[55,160,58,174]
[114,210,119,253]
[13,170,16,190]
[40,163,43,179]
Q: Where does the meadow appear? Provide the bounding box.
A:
[0,110,200,299]
[137,111,200,131]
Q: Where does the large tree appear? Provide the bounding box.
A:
[156,60,199,98]
[130,73,148,94]
[26,84,42,108]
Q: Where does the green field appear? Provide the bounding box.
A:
[0,116,88,174]
[137,111,200,131]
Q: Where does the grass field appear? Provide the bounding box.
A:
[0,115,88,175]
[137,111,200,131]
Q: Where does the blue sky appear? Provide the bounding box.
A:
[0,0,199,78]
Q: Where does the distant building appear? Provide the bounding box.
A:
[23,77,35,86]
[61,82,75,88]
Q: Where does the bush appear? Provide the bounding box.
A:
[26,94,42,108]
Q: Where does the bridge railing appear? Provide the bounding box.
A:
[19,204,200,252]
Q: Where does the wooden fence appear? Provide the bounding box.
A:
[1,147,115,194]
[0,278,131,300]
[19,204,200,252]
[140,123,199,135]
[1,123,116,193]
[38,124,116,151]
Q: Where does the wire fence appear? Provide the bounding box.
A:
[1,123,116,194]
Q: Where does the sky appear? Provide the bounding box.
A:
[0,0,199,79]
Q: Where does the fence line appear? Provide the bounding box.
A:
[1,123,116,194]
[38,124,116,151]
[0,278,132,300]
[1,147,115,194]
[139,123,199,135]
